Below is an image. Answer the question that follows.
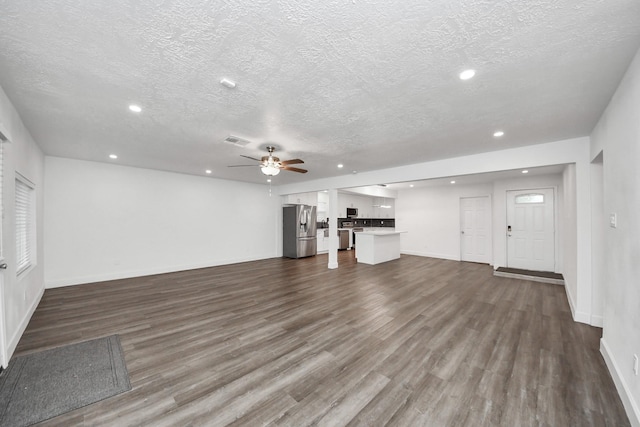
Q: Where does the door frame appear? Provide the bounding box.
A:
[0,130,7,368]
[505,186,559,273]
[0,262,5,368]
[459,195,492,264]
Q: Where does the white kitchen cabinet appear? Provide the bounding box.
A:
[337,192,395,218]
[372,198,395,218]
[286,192,317,206]
[317,191,329,222]
[338,193,372,218]
[316,229,329,253]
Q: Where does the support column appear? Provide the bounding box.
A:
[328,188,339,269]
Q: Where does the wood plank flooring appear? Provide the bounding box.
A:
[15,252,629,426]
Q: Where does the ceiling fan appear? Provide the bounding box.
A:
[228,146,307,176]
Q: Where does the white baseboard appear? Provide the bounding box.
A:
[590,314,604,328]
[600,338,640,427]
[564,279,577,319]
[6,286,44,363]
[45,254,278,288]
[562,277,594,325]
[574,310,591,324]
[400,250,460,262]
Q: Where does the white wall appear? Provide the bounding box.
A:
[44,157,281,287]
[562,164,578,316]
[590,156,605,327]
[0,86,46,367]
[396,183,492,260]
[396,173,564,267]
[591,48,640,426]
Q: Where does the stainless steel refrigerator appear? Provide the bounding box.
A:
[283,204,317,258]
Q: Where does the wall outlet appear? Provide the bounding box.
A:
[634,354,638,375]
[609,213,617,228]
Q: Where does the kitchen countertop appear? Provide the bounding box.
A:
[354,230,404,235]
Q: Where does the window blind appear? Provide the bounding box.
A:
[15,177,33,275]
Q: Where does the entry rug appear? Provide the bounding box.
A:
[0,335,131,426]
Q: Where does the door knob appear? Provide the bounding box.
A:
[0,263,7,269]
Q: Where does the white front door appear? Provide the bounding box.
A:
[506,188,555,271]
[460,196,490,264]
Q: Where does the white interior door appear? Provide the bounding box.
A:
[460,196,490,264]
[506,188,555,271]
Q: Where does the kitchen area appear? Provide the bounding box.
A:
[283,187,404,264]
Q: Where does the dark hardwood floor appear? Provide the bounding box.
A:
[15,252,629,426]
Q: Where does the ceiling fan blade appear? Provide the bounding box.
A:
[280,159,304,166]
[283,166,308,173]
[227,164,258,168]
[240,155,262,162]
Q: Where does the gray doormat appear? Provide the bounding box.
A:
[0,335,131,426]
[494,267,564,284]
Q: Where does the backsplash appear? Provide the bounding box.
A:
[334,218,395,228]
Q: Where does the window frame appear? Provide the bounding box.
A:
[15,173,35,277]
[514,193,545,204]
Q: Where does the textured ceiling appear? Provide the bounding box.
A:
[1,0,639,185]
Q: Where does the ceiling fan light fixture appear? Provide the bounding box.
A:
[231,146,306,175]
[261,164,280,176]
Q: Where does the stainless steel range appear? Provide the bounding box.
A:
[340,221,363,248]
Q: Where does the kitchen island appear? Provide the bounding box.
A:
[355,230,406,265]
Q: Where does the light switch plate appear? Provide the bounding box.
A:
[609,213,617,228]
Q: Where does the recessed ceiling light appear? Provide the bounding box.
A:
[450,180,456,184]
[337,164,344,168]
[409,184,414,188]
[109,154,118,159]
[220,78,236,88]
[459,69,475,80]
[352,170,358,174]
[522,170,529,174]
[205,169,212,174]
[128,104,142,113]
[493,131,505,137]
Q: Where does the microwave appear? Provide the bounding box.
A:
[346,207,358,218]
